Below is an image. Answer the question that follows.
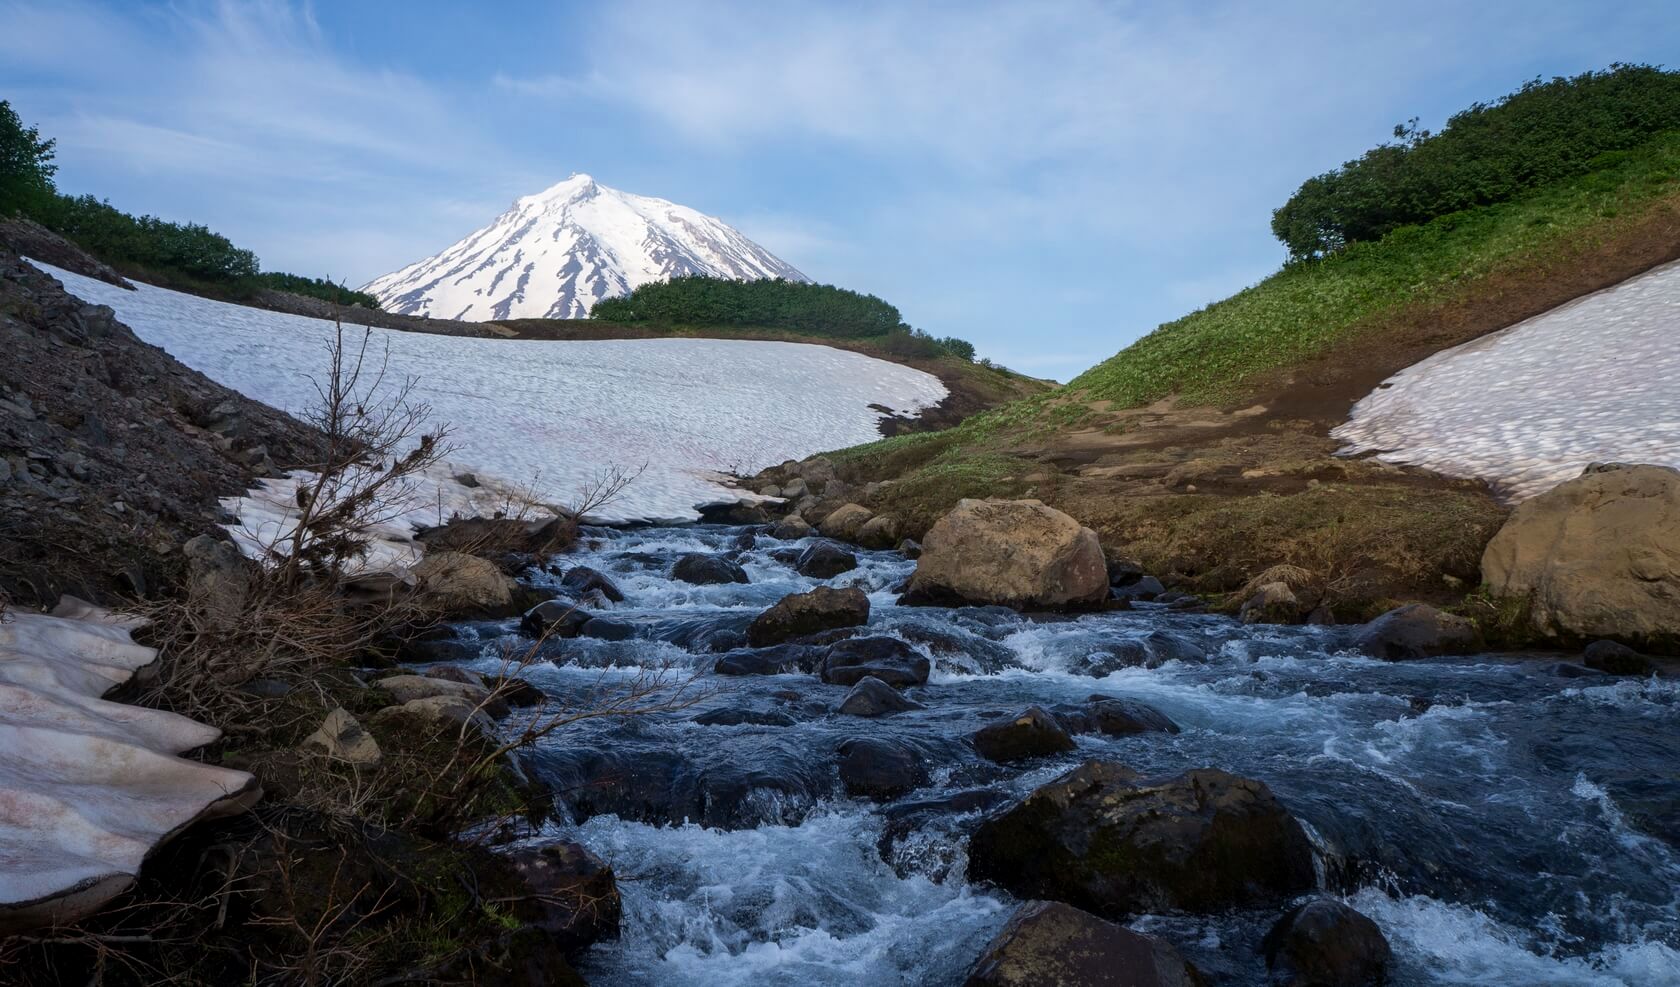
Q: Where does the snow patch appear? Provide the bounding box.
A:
[1334,258,1680,500]
[32,261,947,522]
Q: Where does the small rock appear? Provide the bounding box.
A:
[838,676,926,717]
[1262,898,1392,987]
[837,738,928,801]
[1055,696,1181,736]
[302,708,381,766]
[1353,604,1477,661]
[898,538,922,559]
[579,616,637,641]
[1112,575,1166,602]
[857,514,900,549]
[374,696,495,736]
[821,636,930,688]
[782,477,809,499]
[796,540,858,579]
[747,586,870,647]
[691,707,798,727]
[963,900,1200,987]
[1240,581,1302,624]
[521,599,591,639]
[820,503,875,543]
[378,674,510,718]
[771,515,814,540]
[1582,639,1654,676]
[560,566,625,602]
[506,842,622,955]
[485,675,548,707]
[973,706,1077,762]
[758,484,783,498]
[671,554,749,585]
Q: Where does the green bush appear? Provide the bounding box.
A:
[0,100,56,218]
[592,275,904,337]
[1274,64,1680,259]
[37,193,259,282]
[253,271,382,309]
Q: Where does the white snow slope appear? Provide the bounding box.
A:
[1335,257,1680,500]
[34,261,945,522]
[364,174,808,320]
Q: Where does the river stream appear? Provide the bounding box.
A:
[430,524,1680,986]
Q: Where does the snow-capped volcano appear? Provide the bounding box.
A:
[364,174,807,320]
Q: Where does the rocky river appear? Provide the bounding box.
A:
[421,522,1680,986]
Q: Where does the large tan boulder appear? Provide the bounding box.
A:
[1482,464,1680,649]
[411,551,518,616]
[906,499,1107,610]
[819,502,875,542]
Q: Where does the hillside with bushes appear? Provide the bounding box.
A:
[799,65,1680,623]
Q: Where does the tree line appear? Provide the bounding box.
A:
[592,275,977,360]
[0,100,380,308]
[1272,64,1680,260]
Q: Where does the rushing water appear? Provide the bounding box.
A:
[428,524,1680,986]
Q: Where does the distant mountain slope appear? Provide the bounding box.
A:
[365,175,807,320]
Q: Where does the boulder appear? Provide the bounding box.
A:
[857,514,901,549]
[898,538,923,560]
[962,900,1200,987]
[671,553,750,585]
[1240,582,1303,624]
[182,533,256,630]
[746,586,870,647]
[1053,696,1180,737]
[378,674,510,718]
[820,502,876,543]
[690,707,798,727]
[973,706,1077,762]
[1352,604,1477,661]
[411,551,519,617]
[1582,639,1654,676]
[302,708,381,766]
[521,599,591,639]
[771,515,815,540]
[838,675,926,717]
[782,477,810,499]
[579,616,637,641]
[969,761,1316,916]
[506,842,622,955]
[1261,899,1392,987]
[486,675,548,707]
[905,499,1107,610]
[1111,575,1166,603]
[374,695,496,736]
[797,541,859,579]
[1482,463,1680,651]
[714,643,823,676]
[559,566,625,603]
[837,738,928,801]
[821,636,931,688]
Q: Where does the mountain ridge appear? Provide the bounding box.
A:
[364,174,807,321]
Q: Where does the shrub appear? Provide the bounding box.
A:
[254,271,382,309]
[0,100,56,218]
[592,275,903,337]
[1273,64,1680,259]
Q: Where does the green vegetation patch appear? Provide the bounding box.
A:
[1067,129,1680,409]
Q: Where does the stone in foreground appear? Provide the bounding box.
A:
[969,761,1316,917]
[1262,898,1392,987]
[963,900,1200,987]
[905,499,1108,610]
[1352,603,1476,661]
[973,706,1077,762]
[747,586,870,647]
[838,676,926,716]
[1482,463,1680,651]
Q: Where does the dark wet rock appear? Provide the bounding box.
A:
[671,553,750,585]
[1262,898,1392,987]
[1053,696,1181,736]
[538,746,828,830]
[696,501,771,525]
[1079,630,1209,674]
[691,707,798,727]
[821,636,931,688]
[877,789,1011,881]
[506,842,622,955]
[714,643,822,676]
[796,540,859,579]
[520,599,591,639]
[643,613,751,653]
[969,761,1317,917]
[747,586,870,647]
[898,538,922,559]
[837,737,929,801]
[1541,661,1609,679]
[559,565,625,603]
[1112,575,1166,602]
[973,706,1077,762]
[838,675,926,716]
[962,900,1200,987]
[580,616,637,641]
[1582,639,1654,676]
[1353,604,1478,661]
[895,622,1019,675]
[485,675,547,707]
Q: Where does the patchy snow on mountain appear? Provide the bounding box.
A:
[33,261,945,522]
[1335,257,1680,500]
[364,174,807,321]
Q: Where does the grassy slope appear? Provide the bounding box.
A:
[801,131,1680,615]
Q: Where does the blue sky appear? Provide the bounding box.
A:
[2,1,1676,380]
